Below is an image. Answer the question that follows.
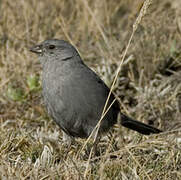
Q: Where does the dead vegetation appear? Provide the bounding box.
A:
[0,0,181,179]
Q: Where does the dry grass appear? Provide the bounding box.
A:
[0,0,181,179]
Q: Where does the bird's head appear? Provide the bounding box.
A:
[30,39,79,63]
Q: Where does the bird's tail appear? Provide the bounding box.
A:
[120,114,162,135]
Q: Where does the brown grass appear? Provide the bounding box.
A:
[0,0,181,179]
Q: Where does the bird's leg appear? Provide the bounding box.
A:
[62,131,74,146]
[84,134,101,158]
[91,134,101,157]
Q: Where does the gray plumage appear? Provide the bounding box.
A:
[30,39,162,139]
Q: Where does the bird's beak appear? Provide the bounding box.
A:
[29,45,43,54]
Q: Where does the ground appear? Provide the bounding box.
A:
[0,0,181,179]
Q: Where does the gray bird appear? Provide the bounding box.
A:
[30,39,162,143]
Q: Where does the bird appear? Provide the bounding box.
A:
[30,39,162,144]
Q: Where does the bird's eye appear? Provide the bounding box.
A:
[48,45,55,49]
